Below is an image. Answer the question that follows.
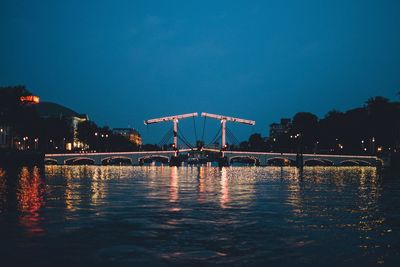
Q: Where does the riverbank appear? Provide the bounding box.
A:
[0,150,44,167]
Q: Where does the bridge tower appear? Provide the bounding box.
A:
[144,112,198,157]
[201,112,255,157]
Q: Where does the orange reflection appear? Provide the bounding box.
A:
[169,167,180,212]
[17,166,45,235]
[220,167,230,208]
[196,167,207,204]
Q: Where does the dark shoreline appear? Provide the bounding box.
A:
[0,150,44,167]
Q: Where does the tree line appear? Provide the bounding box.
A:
[239,96,400,155]
[2,86,399,155]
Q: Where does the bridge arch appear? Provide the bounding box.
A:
[304,158,334,166]
[229,156,260,166]
[139,155,170,165]
[267,157,296,166]
[339,160,361,166]
[355,160,372,166]
[44,158,58,165]
[101,156,132,166]
[65,157,95,165]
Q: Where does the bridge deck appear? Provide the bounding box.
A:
[45,149,378,166]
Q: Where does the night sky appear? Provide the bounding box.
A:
[1,0,400,144]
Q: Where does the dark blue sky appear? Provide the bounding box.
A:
[1,0,400,144]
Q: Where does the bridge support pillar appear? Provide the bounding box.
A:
[169,156,182,167]
[296,153,304,171]
[218,157,229,167]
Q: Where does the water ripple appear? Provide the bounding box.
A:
[0,166,399,266]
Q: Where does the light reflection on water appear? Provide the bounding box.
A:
[16,166,45,235]
[0,165,399,266]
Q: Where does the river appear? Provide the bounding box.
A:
[0,166,399,266]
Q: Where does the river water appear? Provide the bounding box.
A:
[0,166,399,266]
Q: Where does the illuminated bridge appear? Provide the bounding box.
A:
[45,112,379,166]
[221,150,378,166]
[44,149,378,166]
[45,149,192,166]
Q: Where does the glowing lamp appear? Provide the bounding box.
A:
[20,95,40,104]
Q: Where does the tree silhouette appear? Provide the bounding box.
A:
[249,133,264,151]
[290,112,318,150]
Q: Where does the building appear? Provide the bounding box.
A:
[70,115,89,150]
[112,128,142,146]
[0,124,12,149]
[0,86,40,149]
[35,101,89,150]
[269,118,291,138]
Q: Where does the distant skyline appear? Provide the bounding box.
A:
[1,0,400,143]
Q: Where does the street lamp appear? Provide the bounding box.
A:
[22,136,29,150]
[371,137,376,154]
[34,138,39,150]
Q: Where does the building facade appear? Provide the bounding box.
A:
[70,115,89,150]
[0,86,40,150]
[269,118,291,138]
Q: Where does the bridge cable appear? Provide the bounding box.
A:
[225,130,235,146]
[201,116,207,142]
[226,127,240,146]
[208,133,222,148]
[177,135,194,149]
[160,133,173,148]
[192,116,198,143]
[177,126,194,149]
[205,127,222,148]
[225,131,234,147]
[210,126,222,145]
[158,127,174,148]
[177,125,195,149]
[158,134,171,148]
[158,127,173,146]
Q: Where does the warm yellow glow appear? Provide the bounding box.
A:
[197,166,206,203]
[220,167,230,209]
[66,143,72,151]
[20,95,40,104]
[169,167,179,203]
